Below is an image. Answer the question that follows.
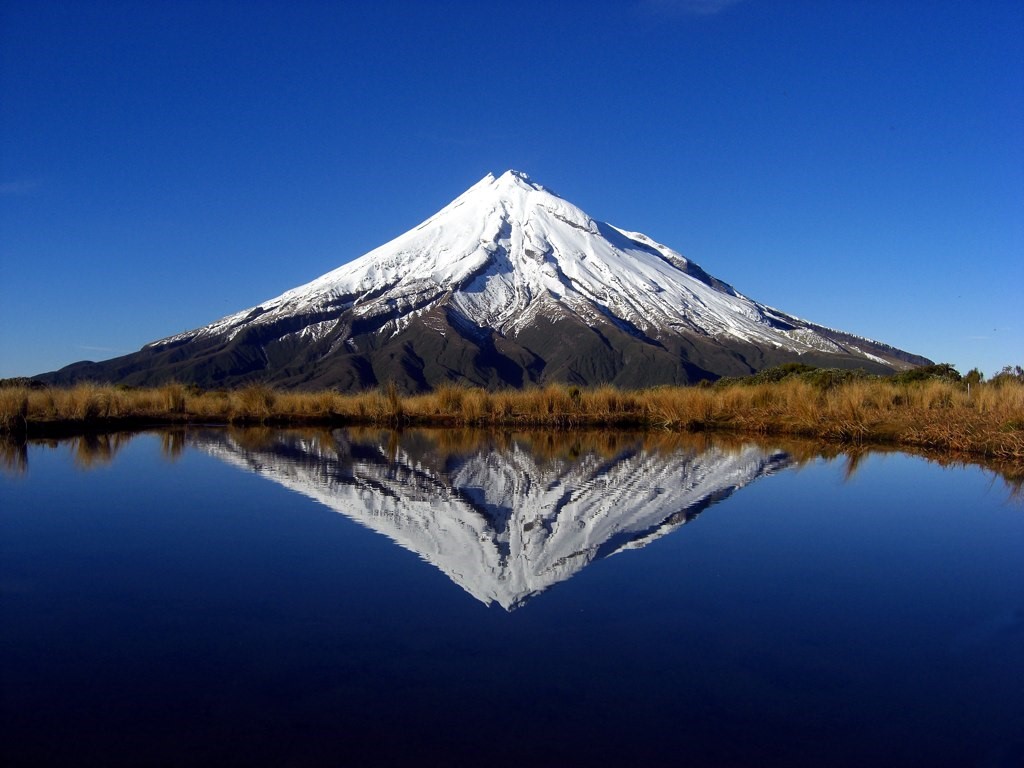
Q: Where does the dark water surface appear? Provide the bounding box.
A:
[2,428,1022,767]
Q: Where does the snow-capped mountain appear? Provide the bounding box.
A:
[42,170,929,389]
[194,428,792,610]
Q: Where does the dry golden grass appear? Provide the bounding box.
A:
[0,387,29,432]
[2,378,1023,460]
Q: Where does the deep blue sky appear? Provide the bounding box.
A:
[2,0,1022,379]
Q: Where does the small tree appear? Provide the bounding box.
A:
[893,362,961,384]
[991,365,1024,386]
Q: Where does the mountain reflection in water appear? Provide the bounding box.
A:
[192,428,792,610]
[4,426,1022,767]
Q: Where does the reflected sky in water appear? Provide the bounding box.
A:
[2,428,1022,767]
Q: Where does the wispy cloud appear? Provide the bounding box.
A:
[641,0,747,16]
[0,179,42,196]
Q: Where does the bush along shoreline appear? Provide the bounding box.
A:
[1,365,1023,461]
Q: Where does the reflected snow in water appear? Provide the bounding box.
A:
[197,428,793,609]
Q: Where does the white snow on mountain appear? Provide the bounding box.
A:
[148,170,889,362]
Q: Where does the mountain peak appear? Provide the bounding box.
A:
[479,169,548,195]
[498,168,533,184]
[42,171,931,390]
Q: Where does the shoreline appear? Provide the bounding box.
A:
[6,419,1023,491]
[2,378,1022,463]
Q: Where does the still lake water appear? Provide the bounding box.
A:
[1,428,1022,767]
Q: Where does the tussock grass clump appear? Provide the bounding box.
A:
[433,382,466,413]
[161,383,188,414]
[229,384,277,422]
[0,387,30,433]
[187,389,231,420]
